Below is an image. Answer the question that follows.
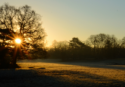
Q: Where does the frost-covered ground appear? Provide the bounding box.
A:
[0,59,125,87]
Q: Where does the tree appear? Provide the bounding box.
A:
[0,4,46,66]
[48,40,69,59]
[88,34,108,48]
[121,37,125,48]
[31,44,47,59]
[69,37,91,59]
[69,37,85,49]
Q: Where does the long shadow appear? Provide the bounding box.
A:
[0,69,125,87]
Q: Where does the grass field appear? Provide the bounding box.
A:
[0,59,125,87]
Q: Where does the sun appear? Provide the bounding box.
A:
[15,38,21,44]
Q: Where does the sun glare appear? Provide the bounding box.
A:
[15,38,21,44]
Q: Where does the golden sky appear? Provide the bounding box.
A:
[1,0,125,47]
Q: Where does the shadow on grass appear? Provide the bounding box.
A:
[0,69,125,87]
[0,64,20,69]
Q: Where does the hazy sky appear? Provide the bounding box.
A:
[0,0,125,46]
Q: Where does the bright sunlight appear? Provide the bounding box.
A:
[15,38,21,44]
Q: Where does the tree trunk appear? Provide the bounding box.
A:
[12,46,18,66]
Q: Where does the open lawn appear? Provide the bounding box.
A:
[0,59,125,87]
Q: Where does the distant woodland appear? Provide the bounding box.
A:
[48,33,125,61]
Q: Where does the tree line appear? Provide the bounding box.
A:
[48,33,125,61]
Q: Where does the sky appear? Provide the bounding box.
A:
[0,0,125,47]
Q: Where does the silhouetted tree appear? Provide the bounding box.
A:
[69,37,85,48]
[0,4,46,66]
[121,37,125,48]
[31,44,47,59]
[48,40,69,59]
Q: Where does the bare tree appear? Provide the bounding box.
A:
[0,4,46,66]
[121,37,125,48]
[69,37,85,49]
